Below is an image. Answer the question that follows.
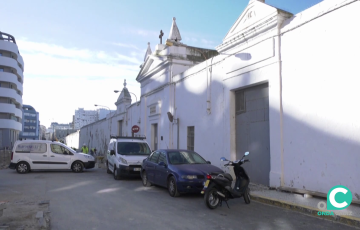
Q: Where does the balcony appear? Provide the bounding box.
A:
[0,32,24,69]
[0,56,23,78]
[0,32,16,44]
[0,72,23,92]
[0,118,21,131]
[0,88,22,104]
[0,103,22,118]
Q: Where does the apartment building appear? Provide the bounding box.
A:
[74,108,113,129]
[19,104,39,140]
[0,31,24,149]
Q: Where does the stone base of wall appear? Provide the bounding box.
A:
[0,150,11,170]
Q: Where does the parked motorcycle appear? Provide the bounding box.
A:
[202,152,251,209]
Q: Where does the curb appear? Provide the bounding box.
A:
[251,194,360,228]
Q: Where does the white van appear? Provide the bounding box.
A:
[106,136,151,180]
[9,140,95,174]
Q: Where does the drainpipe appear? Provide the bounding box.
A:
[206,57,214,115]
[278,14,286,187]
[177,118,179,149]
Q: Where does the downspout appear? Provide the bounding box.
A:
[206,59,211,114]
[206,57,215,115]
[278,14,286,187]
[177,118,179,149]
[174,65,179,149]
[170,64,174,149]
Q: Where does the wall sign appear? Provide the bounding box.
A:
[150,106,156,114]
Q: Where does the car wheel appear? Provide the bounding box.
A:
[106,161,112,174]
[72,161,84,173]
[244,187,251,204]
[204,187,220,209]
[142,171,152,187]
[113,166,121,180]
[167,176,180,197]
[16,162,30,174]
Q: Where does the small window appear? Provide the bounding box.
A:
[187,126,195,151]
[51,144,70,155]
[157,152,167,164]
[15,143,47,153]
[149,151,160,163]
[236,90,246,114]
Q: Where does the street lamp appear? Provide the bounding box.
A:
[94,104,114,136]
[114,90,138,103]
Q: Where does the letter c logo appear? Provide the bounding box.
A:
[329,188,348,208]
[327,185,352,210]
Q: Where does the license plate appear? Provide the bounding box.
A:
[133,168,141,171]
[204,180,210,187]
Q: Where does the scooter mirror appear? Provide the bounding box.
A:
[220,157,227,161]
[244,151,249,156]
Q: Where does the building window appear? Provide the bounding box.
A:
[187,126,195,151]
[235,90,246,114]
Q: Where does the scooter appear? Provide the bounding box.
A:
[202,152,251,209]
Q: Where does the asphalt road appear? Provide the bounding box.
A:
[0,168,358,230]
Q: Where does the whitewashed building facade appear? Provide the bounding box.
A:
[80,0,360,201]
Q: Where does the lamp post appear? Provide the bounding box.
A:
[94,104,114,136]
[114,90,137,102]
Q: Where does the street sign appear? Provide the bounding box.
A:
[132,125,140,133]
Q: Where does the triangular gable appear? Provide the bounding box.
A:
[222,1,278,44]
[136,55,169,82]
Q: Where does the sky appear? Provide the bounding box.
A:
[1,0,323,128]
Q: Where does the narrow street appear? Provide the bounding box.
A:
[0,168,357,230]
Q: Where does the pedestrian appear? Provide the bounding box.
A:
[90,148,94,156]
[94,148,97,156]
[81,143,89,154]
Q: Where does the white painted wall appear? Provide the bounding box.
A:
[280,0,360,197]
[78,0,360,201]
[79,119,109,155]
[65,130,79,150]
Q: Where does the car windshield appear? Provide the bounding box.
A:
[168,151,207,165]
[117,142,151,155]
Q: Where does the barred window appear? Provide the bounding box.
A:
[235,90,246,114]
[187,126,195,151]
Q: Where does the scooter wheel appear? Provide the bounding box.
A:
[204,187,220,209]
[244,187,251,204]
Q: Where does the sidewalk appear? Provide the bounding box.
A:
[249,183,360,228]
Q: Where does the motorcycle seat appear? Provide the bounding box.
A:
[223,173,233,181]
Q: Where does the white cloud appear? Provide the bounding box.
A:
[18,40,93,60]
[18,40,142,128]
[184,37,198,43]
[112,42,142,51]
[136,29,157,37]
[201,39,214,45]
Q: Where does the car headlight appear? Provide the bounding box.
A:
[181,175,197,180]
[119,157,128,165]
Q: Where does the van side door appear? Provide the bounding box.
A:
[48,144,72,169]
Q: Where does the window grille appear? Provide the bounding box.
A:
[235,90,246,114]
[187,126,195,151]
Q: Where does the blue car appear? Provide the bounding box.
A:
[141,149,223,197]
